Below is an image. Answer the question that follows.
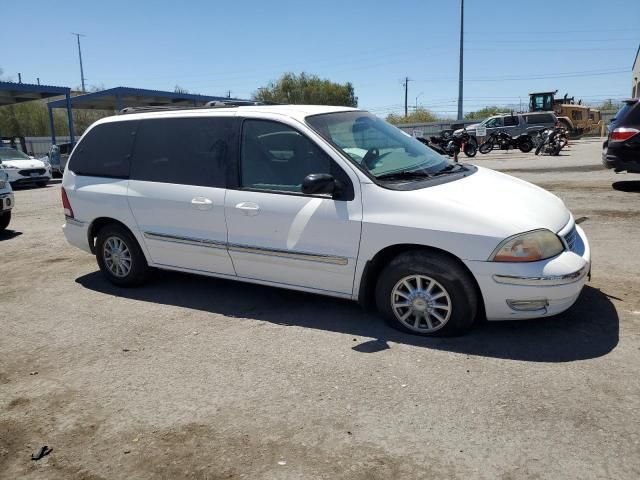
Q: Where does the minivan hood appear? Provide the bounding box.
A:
[424,166,570,235]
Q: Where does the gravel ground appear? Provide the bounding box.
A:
[1,138,639,479]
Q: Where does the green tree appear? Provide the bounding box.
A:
[386,108,438,125]
[464,106,507,120]
[598,98,622,111]
[252,72,357,107]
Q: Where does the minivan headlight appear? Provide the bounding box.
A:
[489,229,564,262]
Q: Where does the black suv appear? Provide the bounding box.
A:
[602,99,640,173]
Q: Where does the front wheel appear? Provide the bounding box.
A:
[0,211,10,231]
[479,141,493,154]
[96,224,149,287]
[535,141,545,156]
[375,251,478,336]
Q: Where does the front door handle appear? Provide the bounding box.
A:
[235,202,260,216]
[191,197,213,210]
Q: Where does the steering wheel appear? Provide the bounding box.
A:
[361,147,380,170]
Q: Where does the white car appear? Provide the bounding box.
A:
[61,105,590,336]
[0,168,14,231]
[0,147,52,188]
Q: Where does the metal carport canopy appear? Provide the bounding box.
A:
[46,86,237,111]
[0,81,75,145]
[0,80,70,106]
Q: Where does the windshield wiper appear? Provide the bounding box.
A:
[376,170,433,181]
[431,163,467,176]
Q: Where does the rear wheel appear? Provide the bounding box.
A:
[375,251,478,336]
[463,142,477,157]
[0,211,10,231]
[96,224,149,287]
[518,139,533,153]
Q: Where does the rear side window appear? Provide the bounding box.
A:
[610,102,639,129]
[130,117,236,187]
[525,113,555,125]
[68,121,137,178]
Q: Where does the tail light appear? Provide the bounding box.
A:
[610,127,639,142]
[61,187,74,218]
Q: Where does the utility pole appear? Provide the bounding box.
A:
[72,33,87,92]
[415,92,424,112]
[457,0,464,120]
[403,76,411,118]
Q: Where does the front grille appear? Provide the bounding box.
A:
[18,168,46,176]
[563,226,578,252]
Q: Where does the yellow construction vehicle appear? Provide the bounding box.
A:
[529,91,601,137]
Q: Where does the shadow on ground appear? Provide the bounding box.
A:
[0,229,22,241]
[612,180,640,193]
[77,270,619,363]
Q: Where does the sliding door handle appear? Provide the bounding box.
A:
[191,197,213,210]
[235,202,260,216]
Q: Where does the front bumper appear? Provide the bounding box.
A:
[465,223,591,320]
[6,168,52,185]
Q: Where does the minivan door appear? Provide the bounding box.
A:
[224,118,362,296]
[127,116,237,276]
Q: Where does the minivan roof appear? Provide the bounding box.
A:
[98,104,358,125]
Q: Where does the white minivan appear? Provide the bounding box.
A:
[61,105,590,336]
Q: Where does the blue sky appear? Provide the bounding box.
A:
[3,0,638,117]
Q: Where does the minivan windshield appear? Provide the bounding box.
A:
[306,111,449,178]
[0,147,30,161]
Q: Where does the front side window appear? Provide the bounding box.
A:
[240,119,332,193]
[68,121,137,178]
[130,117,235,187]
[306,111,448,179]
[483,117,503,128]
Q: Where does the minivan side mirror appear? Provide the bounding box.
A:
[302,173,337,196]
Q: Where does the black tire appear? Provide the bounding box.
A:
[0,211,10,231]
[479,141,493,154]
[375,251,478,337]
[35,180,48,188]
[535,141,545,156]
[463,143,477,157]
[518,139,533,153]
[95,223,149,287]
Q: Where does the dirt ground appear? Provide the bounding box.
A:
[1,138,639,479]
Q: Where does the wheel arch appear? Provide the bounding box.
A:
[87,217,144,257]
[357,244,485,318]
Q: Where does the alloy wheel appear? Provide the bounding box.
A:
[103,236,132,278]
[390,274,452,333]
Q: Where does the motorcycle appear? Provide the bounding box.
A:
[479,130,534,154]
[423,129,477,158]
[533,125,568,156]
